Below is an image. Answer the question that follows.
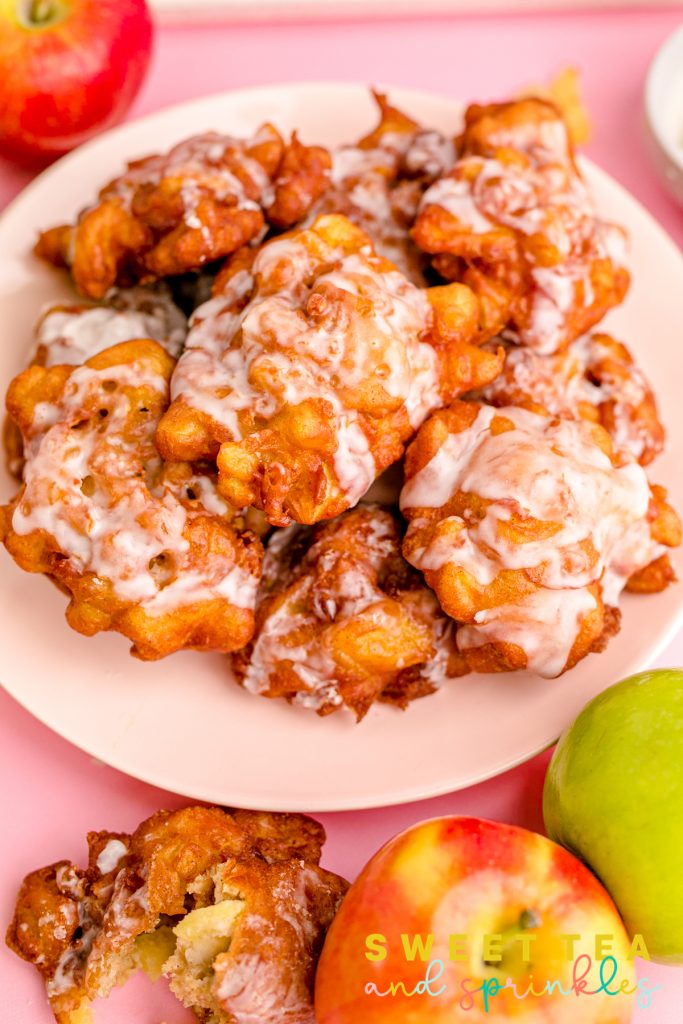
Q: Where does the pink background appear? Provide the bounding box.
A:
[1,6,683,1022]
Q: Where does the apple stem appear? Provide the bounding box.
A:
[482,909,542,968]
[28,0,56,24]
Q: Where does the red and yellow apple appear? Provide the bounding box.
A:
[315,817,638,1023]
[0,0,153,164]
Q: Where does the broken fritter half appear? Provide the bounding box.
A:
[6,805,349,1024]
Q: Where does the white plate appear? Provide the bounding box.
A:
[1,83,682,811]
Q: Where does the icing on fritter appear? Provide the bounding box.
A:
[419,109,628,353]
[34,286,188,366]
[169,225,440,508]
[401,404,668,676]
[105,129,278,225]
[478,332,664,466]
[5,344,261,659]
[235,504,466,717]
[14,362,255,611]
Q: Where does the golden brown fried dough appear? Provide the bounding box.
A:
[156,213,502,527]
[233,503,468,718]
[413,99,629,351]
[477,332,665,465]
[400,401,680,676]
[7,806,348,1024]
[2,285,187,481]
[266,132,333,229]
[35,127,285,299]
[301,91,456,283]
[1,340,262,659]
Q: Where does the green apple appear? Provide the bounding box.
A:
[543,669,683,964]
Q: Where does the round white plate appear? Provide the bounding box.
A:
[1,83,682,811]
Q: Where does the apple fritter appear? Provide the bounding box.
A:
[34,127,286,299]
[1,339,262,659]
[266,131,333,230]
[6,806,348,1024]
[476,332,665,466]
[413,98,629,352]
[233,503,468,719]
[400,402,680,677]
[156,213,502,528]
[301,91,456,283]
[2,285,188,481]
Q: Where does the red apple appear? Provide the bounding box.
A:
[315,817,642,1023]
[0,0,153,164]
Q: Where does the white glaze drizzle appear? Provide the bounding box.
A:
[306,127,453,283]
[401,404,663,676]
[34,286,187,366]
[402,130,457,182]
[102,128,278,226]
[457,587,598,679]
[480,332,661,463]
[13,357,257,615]
[96,839,129,875]
[170,227,442,506]
[419,114,628,353]
[241,505,450,710]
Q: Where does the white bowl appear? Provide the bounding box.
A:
[645,24,683,207]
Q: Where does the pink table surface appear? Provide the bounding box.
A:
[2,7,683,1023]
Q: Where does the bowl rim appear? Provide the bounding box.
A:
[645,22,683,172]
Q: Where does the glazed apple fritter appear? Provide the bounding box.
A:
[3,285,188,480]
[233,503,468,719]
[300,92,456,283]
[155,212,502,528]
[476,332,665,466]
[413,98,630,351]
[400,401,680,677]
[6,806,348,1024]
[1,339,262,659]
[34,126,287,299]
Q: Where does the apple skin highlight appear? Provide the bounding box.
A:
[0,0,153,163]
